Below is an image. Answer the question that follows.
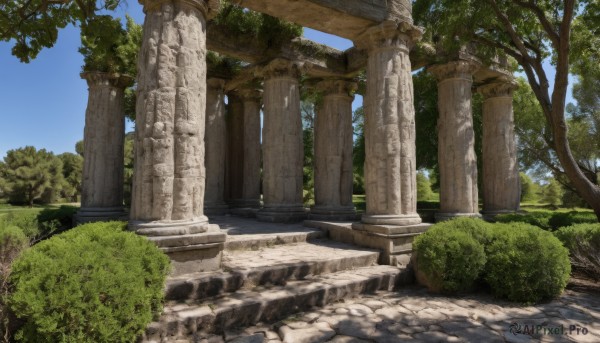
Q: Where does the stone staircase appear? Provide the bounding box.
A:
[141,217,414,342]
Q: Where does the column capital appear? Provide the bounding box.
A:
[207,77,226,91]
[386,0,413,23]
[80,72,134,89]
[256,58,305,80]
[316,79,358,98]
[478,80,518,99]
[139,0,220,18]
[355,20,423,52]
[236,87,263,102]
[428,60,480,83]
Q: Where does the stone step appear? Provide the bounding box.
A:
[210,215,326,251]
[144,265,410,341]
[165,240,380,302]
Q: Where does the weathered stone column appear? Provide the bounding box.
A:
[479,80,520,218]
[256,58,306,222]
[204,78,228,215]
[353,21,422,227]
[76,72,132,223]
[238,87,262,208]
[429,60,481,221]
[226,92,245,206]
[309,79,358,221]
[130,0,225,276]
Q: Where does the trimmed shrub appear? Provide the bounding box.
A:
[548,212,597,231]
[413,218,488,293]
[8,221,170,342]
[1,226,29,342]
[494,211,552,230]
[555,224,600,280]
[485,223,571,303]
[0,212,39,239]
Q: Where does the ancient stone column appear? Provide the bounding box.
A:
[429,60,481,221]
[226,92,245,206]
[204,78,228,215]
[130,0,225,276]
[310,79,357,221]
[256,58,306,222]
[479,80,520,218]
[353,21,422,227]
[238,87,262,208]
[76,72,132,223]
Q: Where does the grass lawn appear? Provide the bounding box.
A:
[0,203,80,219]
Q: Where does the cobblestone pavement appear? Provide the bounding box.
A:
[192,286,600,343]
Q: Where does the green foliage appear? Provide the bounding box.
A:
[416,171,433,201]
[58,153,83,203]
[1,1,125,63]
[548,212,598,231]
[0,212,39,240]
[8,222,170,343]
[0,147,64,207]
[554,224,600,280]
[519,172,539,202]
[0,225,29,342]
[301,100,315,205]
[36,206,78,235]
[485,223,571,303]
[0,206,78,243]
[352,106,365,193]
[496,210,597,232]
[413,218,491,293]
[214,1,302,50]
[543,179,564,207]
[123,132,135,207]
[79,15,142,74]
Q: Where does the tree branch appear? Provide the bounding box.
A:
[514,0,560,48]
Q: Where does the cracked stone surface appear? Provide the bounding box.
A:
[185,287,600,343]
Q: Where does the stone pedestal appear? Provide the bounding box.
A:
[76,72,132,224]
[239,87,262,208]
[204,78,228,215]
[429,60,481,222]
[310,79,358,221]
[257,59,306,222]
[479,81,520,219]
[353,21,423,229]
[130,0,225,276]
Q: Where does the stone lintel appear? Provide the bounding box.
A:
[235,0,387,40]
[140,0,220,18]
[80,72,134,89]
[257,58,306,80]
[236,87,263,102]
[315,79,358,97]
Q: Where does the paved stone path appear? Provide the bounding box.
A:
[187,286,600,343]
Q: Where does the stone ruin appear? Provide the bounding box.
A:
[75,0,520,276]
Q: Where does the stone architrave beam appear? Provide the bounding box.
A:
[76,72,133,223]
[310,79,358,221]
[479,80,520,218]
[130,0,225,276]
[256,58,306,222]
[429,60,481,221]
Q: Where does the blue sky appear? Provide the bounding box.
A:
[0,2,571,159]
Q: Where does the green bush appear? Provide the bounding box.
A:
[413,218,489,293]
[0,212,39,239]
[494,211,552,230]
[554,224,600,280]
[548,211,597,231]
[8,221,170,342]
[485,223,571,303]
[1,226,29,342]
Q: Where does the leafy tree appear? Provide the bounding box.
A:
[0,147,63,207]
[352,106,366,194]
[123,132,134,206]
[417,171,433,201]
[543,179,564,208]
[58,152,83,202]
[519,172,539,203]
[413,0,600,219]
[301,98,315,204]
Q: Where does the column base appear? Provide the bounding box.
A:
[481,209,518,221]
[75,207,128,224]
[308,206,360,221]
[361,213,422,226]
[434,212,482,222]
[204,202,230,216]
[130,218,226,276]
[257,205,307,223]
